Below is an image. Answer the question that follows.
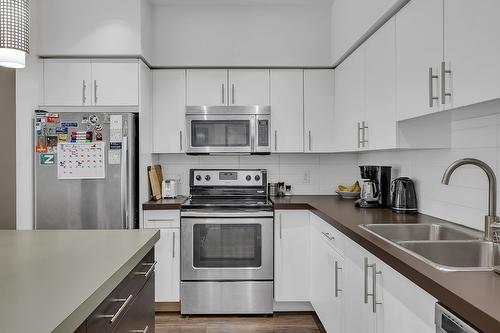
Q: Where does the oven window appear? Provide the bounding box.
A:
[193,224,262,268]
[191,120,250,147]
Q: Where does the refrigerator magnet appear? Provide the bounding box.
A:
[39,153,56,166]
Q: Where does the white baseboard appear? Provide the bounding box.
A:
[273,301,314,312]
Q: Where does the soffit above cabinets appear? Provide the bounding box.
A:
[149,0,334,5]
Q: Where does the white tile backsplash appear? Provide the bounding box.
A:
[359,113,500,232]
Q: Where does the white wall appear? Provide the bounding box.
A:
[150,4,332,66]
[359,101,500,232]
[36,0,142,56]
[157,153,358,196]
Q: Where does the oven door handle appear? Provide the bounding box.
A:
[181,210,274,218]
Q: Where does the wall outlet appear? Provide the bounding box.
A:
[303,171,310,184]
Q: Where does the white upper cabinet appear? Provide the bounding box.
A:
[274,210,310,302]
[331,0,400,64]
[43,59,92,106]
[186,69,228,106]
[396,0,443,120]
[91,60,139,106]
[304,69,335,153]
[333,46,364,152]
[228,69,270,106]
[153,70,186,153]
[364,17,397,150]
[444,0,500,110]
[43,59,139,106]
[270,70,304,153]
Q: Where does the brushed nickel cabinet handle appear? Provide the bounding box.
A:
[361,121,368,148]
[441,61,452,104]
[321,231,334,241]
[134,261,157,278]
[82,80,86,105]
[222,83,225,104]
[308,131,312,151]
[274,130,277,151]
[94,80,98,105]
[179,130,183,151]
[279,213,282,239]
[372,263,382,313]
[101,294,133,323]
[357,122,362,148]
[131,326,149,333]
[364,257,370,304]
[232,84,235,104]
[428,67,438,107]
[172,232,176,258]
[335,261,342,297]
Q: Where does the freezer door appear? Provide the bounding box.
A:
[34,112,138,229]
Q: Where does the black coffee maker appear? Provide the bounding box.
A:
[355,166,392,208]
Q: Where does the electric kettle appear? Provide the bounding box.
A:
[391,177,418,214]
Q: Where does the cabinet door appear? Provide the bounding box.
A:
[270,70,304,152]
[228,69,270,105]
[364,18,397,150]
[444,0,500,110]
[343,240,375,333]
[153,70,186,153]
[311,230,344,333]
[333,47,364,152]
[43,59,91,106]
[186,69,228,106]
[378,259,435,333]
[274,210,310,302]
[91,60,139,106]
[396,0,443,120]
[155,229,180,302]
[304,69,335,152]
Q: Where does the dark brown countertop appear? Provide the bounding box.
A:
[272,195,500,332]
[142,196,188,210]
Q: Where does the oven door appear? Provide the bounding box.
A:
[186,115,255,154]
[181,216,273,281]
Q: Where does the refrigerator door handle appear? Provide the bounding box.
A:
[121,136,130,229]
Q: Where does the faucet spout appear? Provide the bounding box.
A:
[441,158,498,241]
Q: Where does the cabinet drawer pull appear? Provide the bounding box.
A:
[274,130,277,151]
[222,83,225,104]
[308,131,312,151]
[279,213,283,239]
[334,260,342,297]
[441,61,452,104]
[179,130,183,151]
[82,80,87,105]
[94,80,98,105]
[231,83,235,104]
[172,232,176,258]
[131,325,149,333]
[371,263,382,313]
[364,257,370,304]
[321,231,334,241]
[357,122,362,148]
[134,261,156,278]
[101,294,133,323]
[428,67,438,107]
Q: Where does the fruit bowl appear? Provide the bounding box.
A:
[335,191,361,199]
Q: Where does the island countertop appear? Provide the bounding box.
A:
[0,229,160,333]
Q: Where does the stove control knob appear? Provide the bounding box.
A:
[195,175,202,181]
[205,175,211,181]
[246,175,252,181]
[255,175,261,181]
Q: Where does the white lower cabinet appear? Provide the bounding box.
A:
[143,210,180,302]
[275,211,437,333]
[274,210,310,302]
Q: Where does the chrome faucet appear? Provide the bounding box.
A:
[441,158,499,241]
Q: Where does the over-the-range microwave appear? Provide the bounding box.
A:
[185,106,271,155]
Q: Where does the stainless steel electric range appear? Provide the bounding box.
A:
[180,169,274,315]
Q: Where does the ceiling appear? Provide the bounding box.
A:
[149,0,334,6]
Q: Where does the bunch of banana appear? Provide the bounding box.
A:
[338,181,361,193]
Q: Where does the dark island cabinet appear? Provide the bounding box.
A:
[78,249,155,333]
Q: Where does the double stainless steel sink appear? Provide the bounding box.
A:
[360,223,500,271]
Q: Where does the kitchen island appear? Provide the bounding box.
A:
[0,229,159,333]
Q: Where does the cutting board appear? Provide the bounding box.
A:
[148,165,163,200]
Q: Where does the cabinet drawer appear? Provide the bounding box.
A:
[310,213,344,253]
[144,210,180,228]
[86,249,155,333]
[111,274,155,333]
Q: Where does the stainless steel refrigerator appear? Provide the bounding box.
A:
[34,111,138,229]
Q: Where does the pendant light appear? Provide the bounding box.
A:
[0,0,29,68]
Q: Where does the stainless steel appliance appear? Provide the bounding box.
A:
[180,169,274,314]
[185,106,271,155]
[435,303,480,333]
[391,177,418,214]
[356,165,392,208]
[34,111,138,229]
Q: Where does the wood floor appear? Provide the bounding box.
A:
[155,312,325,333]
